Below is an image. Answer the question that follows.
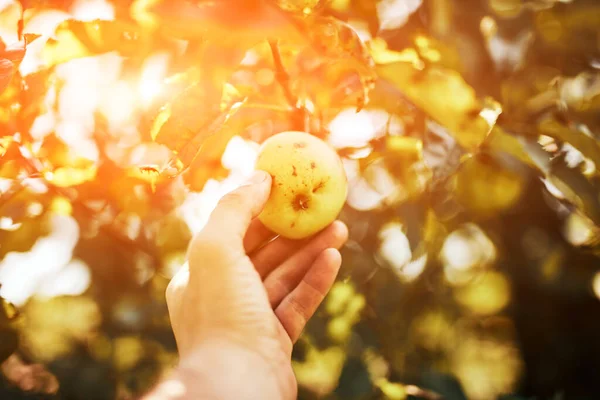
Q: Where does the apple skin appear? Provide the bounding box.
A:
[255,131,348,240]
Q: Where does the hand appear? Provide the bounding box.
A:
[157,170,348,399]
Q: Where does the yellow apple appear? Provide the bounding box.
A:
[255,131,348,239]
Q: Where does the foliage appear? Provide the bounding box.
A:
[1,0,600,399]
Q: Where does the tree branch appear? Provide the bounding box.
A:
[268,39,297,109]
[268,40,312,131]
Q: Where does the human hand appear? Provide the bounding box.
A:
[162,170,348,399]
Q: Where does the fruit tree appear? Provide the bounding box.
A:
[1,0,600,399]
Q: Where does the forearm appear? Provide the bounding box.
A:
[143,339,296,400]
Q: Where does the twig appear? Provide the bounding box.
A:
[268,40,312,131]
[268,39,297,109]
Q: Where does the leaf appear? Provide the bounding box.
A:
[0,139,31,179]
[377,60,491,150]
[47,165,97,187]
[0,59,14,94]
[538,118,600,168]
[0,38,26,96]
[368,37,423,66]
[484,127,537,169]
[12,68,53,136]
[347,136,431,210]
[151,81,246,169]
[23,33,41,45]
[1,296,19,321]
[486,129,600,225]
[454,153,525,216]
[40,19,158,68]
[546,154,600,225]
[274,0,322,13]
[422,119,464,183]
[36,134,98,186]
[0,40,25,65]
[534,4,600,53]
[135,0,307,45]
[557,72,600,112]
[184,100,297,191]
[18,0,76,11]
[555,72,600,130]
[383,135,431,198]
[290,16,376,110]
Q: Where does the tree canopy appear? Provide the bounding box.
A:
[1,0,600,399]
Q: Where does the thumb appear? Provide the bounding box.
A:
[204,170,271,241]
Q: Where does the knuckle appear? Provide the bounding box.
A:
[289,296,310,321]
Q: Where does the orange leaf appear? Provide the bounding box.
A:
[140,0,307,45]
[40,19,158,68]
[151,81,246,168]
[290,16,376,110]
[0,59,14,95]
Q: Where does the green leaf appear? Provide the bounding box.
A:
[539,118,600,168]
[547,154,600,225]
[377,61,491,150]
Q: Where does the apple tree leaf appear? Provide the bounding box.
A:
[542,152,600,226]
[377,60,491,151]
[134,0,307,45]
[150,81,246,171]
[538,118,600,168]
[0,58,14,95]
[290,16,376,111]
[39,18,175,69]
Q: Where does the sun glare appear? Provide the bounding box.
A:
[0,214,88,306]
[138,53,170,108]
[70,0,115,21]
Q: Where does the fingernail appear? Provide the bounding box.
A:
[248,170,269,184]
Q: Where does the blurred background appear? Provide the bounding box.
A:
[1,0,600,399]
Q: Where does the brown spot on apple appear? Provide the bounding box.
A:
[292,193,310,211]
[293,142,307,149]
[291,222,296,228]
[312,180,326,193]
[292,166,298,176]
[310,162,316,169]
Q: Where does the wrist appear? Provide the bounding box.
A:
[177,337,297,400]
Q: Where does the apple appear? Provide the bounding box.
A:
[255,131,348,240]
